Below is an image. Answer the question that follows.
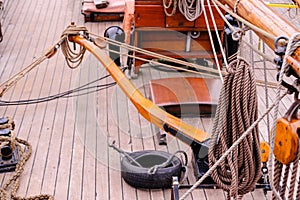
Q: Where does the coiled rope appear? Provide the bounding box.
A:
[208,58,261,199]
[162,0,203,21]
[0,117,14,130]
[0,130,53,200]
[60,24,88,69]
[178,0,203,21]
[162,0,177,16]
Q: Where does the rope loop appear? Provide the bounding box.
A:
[178,0,203,21]
[209,58,261,199]
[147,150,188,175]
[233,0,240,13]
[61,24,88,69]
[163,0,177,16]
[231,26,248,41]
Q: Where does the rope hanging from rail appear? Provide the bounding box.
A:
[208,58,261,199]
[61,24,88,69]
[178,0,204,21]
[162,0,204,21]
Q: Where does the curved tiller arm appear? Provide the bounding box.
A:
[69,33,211,154]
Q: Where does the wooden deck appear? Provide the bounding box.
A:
[0,0,299,199]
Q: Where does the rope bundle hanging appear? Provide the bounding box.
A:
[162,0,177,16]
[208,58,261,199]
[61,24,88,69]
[178,0,203,21]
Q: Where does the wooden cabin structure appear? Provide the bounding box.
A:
[133,0,225,73]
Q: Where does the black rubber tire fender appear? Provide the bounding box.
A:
[121,150,182,189]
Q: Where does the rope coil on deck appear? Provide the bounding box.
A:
[208,58,261,199]
[0,130,53,200]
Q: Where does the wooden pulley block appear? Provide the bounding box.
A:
[260,141,270,163]
[273,100,300,165]
[94,37,107,49]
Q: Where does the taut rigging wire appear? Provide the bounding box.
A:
[0,73,117,106]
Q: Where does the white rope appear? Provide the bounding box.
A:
[233,0,240,13]
[90,33,221,74]
[212,0,276,41]
[207,0,229,69]
[163,0,177,16]
[178,0,204,21]
[201,0,224,82]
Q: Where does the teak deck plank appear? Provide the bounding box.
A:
[0,0,299,199]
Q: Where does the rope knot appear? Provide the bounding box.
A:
[232,27,249,41]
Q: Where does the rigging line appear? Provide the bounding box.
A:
[213,0,276,41]
[0,73,117,105]
[88,32,222,75]
[262,42,271,142]
[0,36,66,97]
[102,38,282,88]
[102,44,221,78]
[201,0,224,82]
[242,39,275,63]
[233,0,240,13]
[268,33,300,200]
[0,82,116,106]
[0,55,48,95]
[210,0,236,33]
[179,91,288,200]
[207,0,229,68]
[101,34,221,74]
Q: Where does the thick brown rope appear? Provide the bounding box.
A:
[208,58,261,199]
[272,138,300,200]
[60,24,88,69]
[272,160,283,200]
[0,131,53,200]
[0,117,15,130]
[288,145,300,200]
[280,164,290,199]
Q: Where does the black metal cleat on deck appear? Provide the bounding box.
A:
[0,129,20,173]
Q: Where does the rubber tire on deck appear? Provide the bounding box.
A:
[121,150,182,189]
